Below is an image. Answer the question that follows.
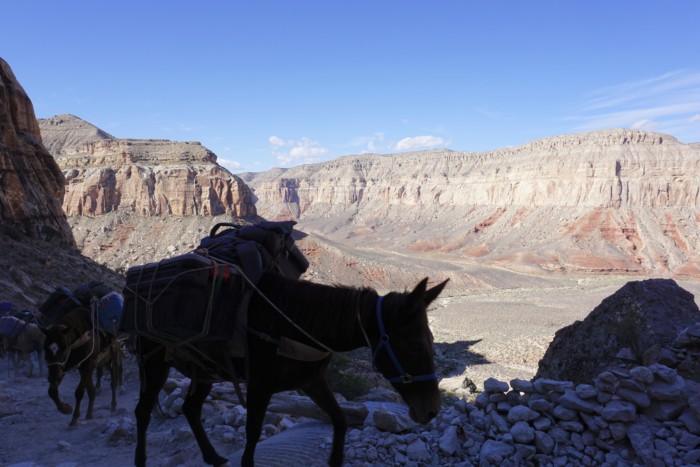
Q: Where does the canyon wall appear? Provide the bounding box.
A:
[243,129,700,277]
[39,114,257,218]
[0,58,74,245]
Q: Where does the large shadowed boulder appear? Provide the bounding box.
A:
[535,278,700,384]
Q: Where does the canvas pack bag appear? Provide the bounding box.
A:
[120,253,247,343]
[97,291,124,336]
[120,221,308,347]
[0,315,26,339]
[195,220,309,282]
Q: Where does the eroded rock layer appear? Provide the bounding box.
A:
[243,130,700,277]
[0,59,74,244]
[39,114,256,218]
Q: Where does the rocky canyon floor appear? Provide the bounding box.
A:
[2,228,700,466]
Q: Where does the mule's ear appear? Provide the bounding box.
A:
[408,277,429,305]
[423,279,449,306]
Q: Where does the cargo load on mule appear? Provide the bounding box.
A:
[38,281,124,336]
[0,315,26,339]
[119,220,309,348]
[196,220,308,282]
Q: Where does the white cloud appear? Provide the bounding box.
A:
[630,119,655,131]
[352,132,386,153]
[218,158,242,173]
[394,135,449,151]
[573,70,700,143]
[268,135,285,147]
[269,136,328,166]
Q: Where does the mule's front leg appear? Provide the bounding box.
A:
[242,388,273,467]
[48,383,73,415]
[70,366,97,426]
[304,379,348,467]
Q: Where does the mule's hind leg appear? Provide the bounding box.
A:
[134,358,170,467]
[37,348,44,378]
[303,378,348,467]
[182,381,228,466]
[23,351,35,377]
[108,341,122,411]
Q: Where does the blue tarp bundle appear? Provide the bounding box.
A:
[98,292,124,336]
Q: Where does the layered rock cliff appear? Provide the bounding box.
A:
[243,129,700,277]
[39,114,256,218]
[0,58,74,245]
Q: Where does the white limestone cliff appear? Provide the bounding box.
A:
[244,129,700,277]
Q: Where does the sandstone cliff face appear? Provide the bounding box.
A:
[39,115,257,218]
[244,129,700,277]
[0,59,74,244]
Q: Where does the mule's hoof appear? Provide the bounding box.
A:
[69,418,79,427]
[60,404,73,415]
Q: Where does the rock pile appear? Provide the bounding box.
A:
[152,322,700,465]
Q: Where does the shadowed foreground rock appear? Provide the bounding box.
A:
[0,58,74,244]
[535,278,700,384]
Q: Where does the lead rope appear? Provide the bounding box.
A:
[73,298,99,369]
[357,296,378,352]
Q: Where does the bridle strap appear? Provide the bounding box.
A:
[371,295,437,384]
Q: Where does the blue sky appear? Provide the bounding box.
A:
[3,1,700,173]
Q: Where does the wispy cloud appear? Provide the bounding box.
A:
[351,132,388,153]
[572,70,700,142]
[394,135,450,151]
[218,158,242,173]
[268,135,328,166]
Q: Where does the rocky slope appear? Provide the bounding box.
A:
[38,114,256,218]
[0,59,73,245]
[242,130,700,278]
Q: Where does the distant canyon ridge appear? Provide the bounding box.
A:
[243,130,700,277]
[37,111,700,279]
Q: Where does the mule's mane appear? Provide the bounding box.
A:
[258,273,379,344]
[48,306,92,339]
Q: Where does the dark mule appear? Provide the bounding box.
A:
[42,306,123,426]
[0,316,45,377]
[133,272,448,466]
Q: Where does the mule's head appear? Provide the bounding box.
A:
[41,324,72,384]
[372,278,448,424]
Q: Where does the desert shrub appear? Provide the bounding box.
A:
[326,354,373,400]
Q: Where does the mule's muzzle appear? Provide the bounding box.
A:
[47,367,64,385]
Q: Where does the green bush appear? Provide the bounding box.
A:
[325,354,373,400]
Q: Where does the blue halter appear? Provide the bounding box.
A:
[372,295,437,384]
